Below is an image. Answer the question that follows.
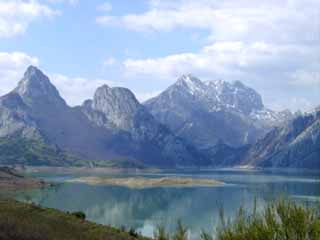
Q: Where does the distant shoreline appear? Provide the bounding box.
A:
[10,165,160,174]
[2,165,318,176]
[0,167,50,190]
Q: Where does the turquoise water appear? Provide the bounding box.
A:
[16,169,320,238]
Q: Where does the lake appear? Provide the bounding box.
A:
[15,169,320,238]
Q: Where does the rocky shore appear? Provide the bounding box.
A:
[0,167,50,189]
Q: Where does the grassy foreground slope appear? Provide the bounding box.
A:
[0,200,148,240]
[0,198,319,240]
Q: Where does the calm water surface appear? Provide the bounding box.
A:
[15,169,320,238]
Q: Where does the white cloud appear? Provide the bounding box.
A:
[97,2,112,12]
[290,69,320,88]
[96,15,116,26]
[96,0,320,44]
[46,0,78,5]
[123,41,320,111]
[102,0,320,111]
[0,51,39,96]
[124,41,318,80]
[271,97,314,113]
[103,57,116,66]
[0,0,59,38]
[135,90,161,103]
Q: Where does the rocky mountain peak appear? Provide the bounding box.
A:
[232,80,245,88]
[92,84,141,131]
[179,73,200,82]
[174,74,207,96]
[93,85,140,111]
[14,66,66,106]
[173,75,264,114]
[24,65,41,77]
[217,80,264,114]
[145,74,290,148]
[178,74,202,85]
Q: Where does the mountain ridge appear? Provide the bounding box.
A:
[0,66,317,169]
[0,66,208,167]
[145,74,292,150]
[242,108,320,169]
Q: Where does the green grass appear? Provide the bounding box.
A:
[0,199,149,240]
[1,198,319,240]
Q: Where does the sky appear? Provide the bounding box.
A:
[0,0,319,112]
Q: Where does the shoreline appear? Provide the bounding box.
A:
[0,167,51,190]
[12,165,160,175]
[68,176,224,188]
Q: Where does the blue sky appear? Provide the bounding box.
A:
[0,0,319,111]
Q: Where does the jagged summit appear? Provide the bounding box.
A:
[145,75,292,148]
[94,85,139,104]
[174,74,206,96]
[25,65,42,75]
[232,80,245,88]
[93,85,140,117]
[14,65,66,106]
[82,85,142,131]
[177,74,202,84]
[165,74,264,114]
[19,65,51,89]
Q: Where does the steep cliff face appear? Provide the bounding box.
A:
[243,109,320,169]
[0,91,40,140]
[145,74,291,149]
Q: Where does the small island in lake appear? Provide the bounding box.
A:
[68,176,224,188]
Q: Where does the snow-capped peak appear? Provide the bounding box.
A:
[178,74,202,85]
[176,74,205,95]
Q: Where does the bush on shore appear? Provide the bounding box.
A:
[71,211,86,220]
[154,199,320,240]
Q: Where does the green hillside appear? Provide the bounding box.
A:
[0,199,149,240]
[0,137,80,166]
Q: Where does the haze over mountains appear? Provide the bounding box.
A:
[0,66,318,169]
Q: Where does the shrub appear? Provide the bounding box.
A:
[71,211,86,220]
[129,227,139,238]
[214,199,320,240]
[155,200,320,240]
[173,220,188,240]
[154,225,170,240]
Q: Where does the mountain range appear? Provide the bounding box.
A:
[243,108,320,169]
[145,74,292,149]
[0,66,206,167]
[0,66,318,169]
